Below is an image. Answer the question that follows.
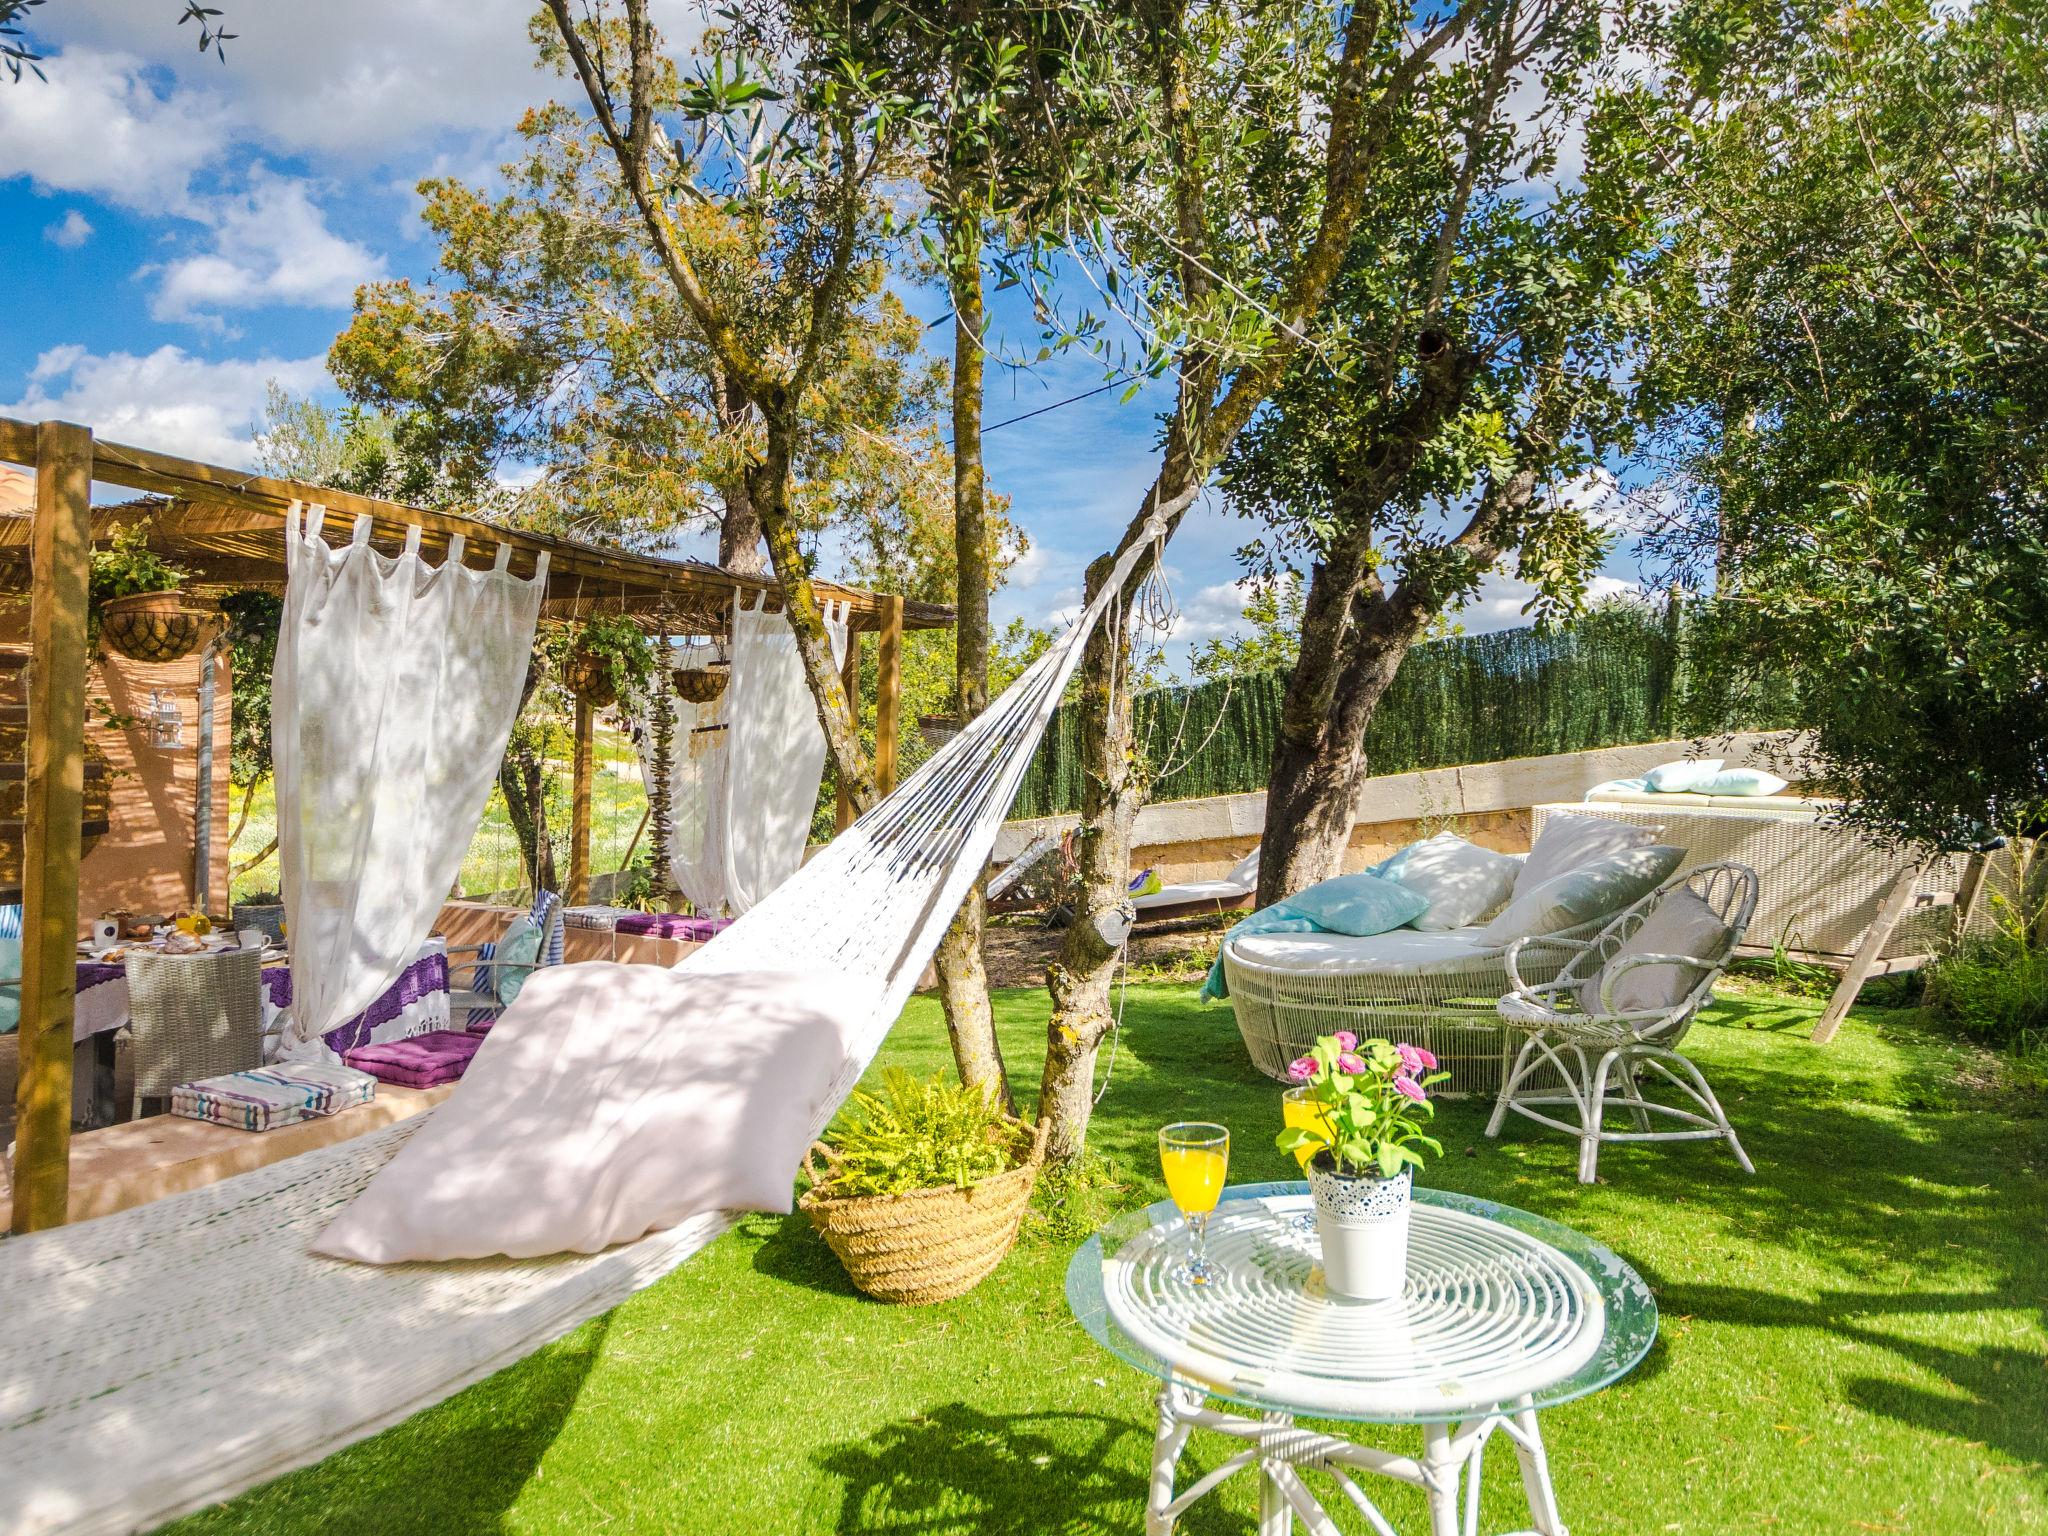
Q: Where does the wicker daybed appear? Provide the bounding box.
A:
[1222,919,1600,1099]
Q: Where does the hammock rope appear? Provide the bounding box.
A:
[0,510,1170,1536]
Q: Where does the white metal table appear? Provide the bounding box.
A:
[1066,1182,1656,1536]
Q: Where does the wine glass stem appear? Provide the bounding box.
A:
[1190,1212,1209,1274]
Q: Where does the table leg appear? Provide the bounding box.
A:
[1421,1423,1465,1536]
[1147,1383,1197,1536]
[1506,1402,1566,1536]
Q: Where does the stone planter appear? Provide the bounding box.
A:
[1307,1158,1412,1301]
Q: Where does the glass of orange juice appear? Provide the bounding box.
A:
[1280,1088,1330,1232]
[1158,1122,1229,1283]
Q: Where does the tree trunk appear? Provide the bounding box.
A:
[1258,454,1543,906]
[748,435,877,813]
[930,222,1013,1109]
[1037,473,1205,1163]
[714,374,770,576]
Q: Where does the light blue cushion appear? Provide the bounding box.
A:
[1201,872,1430,1003]
[0,934,19,1033]
[1706,767,1789,796]
[491,916,546,1006]
[1584,776,1649,800]
[1282,869,1431,937]
[1644,758,1723,793]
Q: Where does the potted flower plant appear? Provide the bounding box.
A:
[557,614,655,708]
[1275,1032,1448,1300]
[800,1069,1046,1305]
[90,522,214,663]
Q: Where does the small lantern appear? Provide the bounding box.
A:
[147,690,184,750]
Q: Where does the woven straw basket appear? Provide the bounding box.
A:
[799,1116,1048,1305]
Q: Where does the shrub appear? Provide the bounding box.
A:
[814,1070,1029,1199]
[1924,937,2048,1054]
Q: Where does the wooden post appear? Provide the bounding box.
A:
[876,594,903,796]
[13,421,92,1234]
[568,695,593,906]
[835,634,863,833]
[1813,864,1922,1044]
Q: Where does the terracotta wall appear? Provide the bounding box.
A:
[1,613,233,928]
[82,648,233,924]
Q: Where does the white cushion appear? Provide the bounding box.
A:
[1643,758,1723,793]
[1706,767,1789,796]
[1225,845,1262,888]
[313,963,881,1263]
[1581,886,1730,1016]
[1584,777,1649,800]
[1378,833,1522,931]
[1226,927,1498,978]
[1131,878,1253,911]
[1481,845,1685,943]
[1516,811,1662,896]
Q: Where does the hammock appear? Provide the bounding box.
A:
[0,518,1164,1536]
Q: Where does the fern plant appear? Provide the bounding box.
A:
[815,1070,1029,1199]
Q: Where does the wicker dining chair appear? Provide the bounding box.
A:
[1486,861,1760,1183]
[125,947,267,1117]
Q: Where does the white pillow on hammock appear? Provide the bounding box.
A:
[313,962,881,1263]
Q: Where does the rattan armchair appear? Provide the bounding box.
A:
[125,947,266,1117]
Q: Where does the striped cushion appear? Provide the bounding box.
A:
[172,1064,376,1132]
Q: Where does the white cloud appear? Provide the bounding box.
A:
[43,209,94,248]
[1167,580,1255,642]
[144,170,388,323]
[1454,570,1642,633]
[35,1,705,161]
[0,344,330,467]
[0,48,229,214]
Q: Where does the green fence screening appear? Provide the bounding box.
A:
[1008,604,1791,819]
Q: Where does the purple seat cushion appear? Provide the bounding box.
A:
[344,1030,484,1090]
[613,913,731,942]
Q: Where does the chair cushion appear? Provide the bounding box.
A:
[1481,845,1685,943]
[1643,757,1724,793]
[1516,810,1663,895]
[1225,845,1262,889]
[1580,886,1731,1016]
[313,963,882,1262]
[1132,878,1257,912]
[1705,766,1789,796]
[1273,869,1430,937]
[1584,776,1649,801]
[1226,927,1496,978]
[172,1063,376,1132]
[343,1030,484,1089]
[490,916,545,1005]
[1375,833,1522,932]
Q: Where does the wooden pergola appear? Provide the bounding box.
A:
[1,416,951,1234]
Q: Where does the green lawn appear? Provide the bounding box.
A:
[172,981,2046,1535]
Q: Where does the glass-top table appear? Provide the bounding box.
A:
[1065,1181,1655,1534]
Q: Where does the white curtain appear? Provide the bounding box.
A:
[721,600,848,912]
[272,503,546,1055]
[631,642,731,914]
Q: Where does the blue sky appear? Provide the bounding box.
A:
[1,2,1645,671]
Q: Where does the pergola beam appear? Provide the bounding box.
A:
[0,417,953,634]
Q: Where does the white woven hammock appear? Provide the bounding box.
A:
[0,520,1166,1536]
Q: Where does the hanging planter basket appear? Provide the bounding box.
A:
[799,1118,1047,1305]
[563,649,619,708]
[671,664,729,706]
[97,590,217,664]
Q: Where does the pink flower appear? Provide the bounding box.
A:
[1396,1043,1438,1074]
[1336,1051,1367,1075]
[1331,1030,1358,1051]
[1286,1056,1317,1082]
[1393,1074,1427,1103]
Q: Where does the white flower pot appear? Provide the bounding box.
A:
[1307,1161,1412,1301]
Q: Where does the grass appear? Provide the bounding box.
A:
[171,981,2047,1536]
